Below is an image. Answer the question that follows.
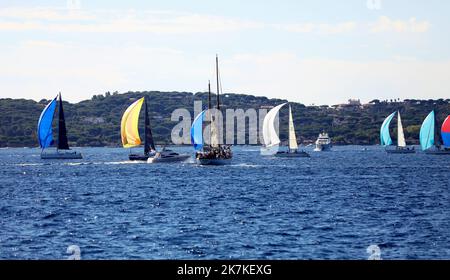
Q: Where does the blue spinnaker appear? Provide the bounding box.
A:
[37,98,57,149]
[380,111,396,146]
[420,111,435,151]
[191,110,206,151]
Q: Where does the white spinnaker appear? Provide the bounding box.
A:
[263,103,287,147]
[288,105,298,150]
[397,111,407,147]
[209,109,220,148]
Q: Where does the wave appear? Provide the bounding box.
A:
[103,161,147,165]
[14,163,48,167]
[64,162,92,166]
[230,163,262,168]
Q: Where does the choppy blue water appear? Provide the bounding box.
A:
[0,146,449,260]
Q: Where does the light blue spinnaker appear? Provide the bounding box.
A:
[380,111,396,146]
[37,98,57,149]
[191,110,206,151]
[420,111,435,151]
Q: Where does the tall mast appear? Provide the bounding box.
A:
[216,54,220,110]
[208,80,212,110]
[144,98,155,155]
[57,92,70,150]
[208,81,212,148]
[435,109,442,147]
[216,55,221,148]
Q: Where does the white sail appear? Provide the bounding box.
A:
[263,103,287,147]
[288,105,298,150]
[209,109,220,148]
[397,111,407,147]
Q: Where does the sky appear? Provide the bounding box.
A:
[1,0,449,105]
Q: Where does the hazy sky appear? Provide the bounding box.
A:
[1,0,449,105]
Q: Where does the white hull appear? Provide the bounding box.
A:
[314,143,332,152]
[41,150,82,159]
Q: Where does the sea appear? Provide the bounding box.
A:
[0,146,449,260]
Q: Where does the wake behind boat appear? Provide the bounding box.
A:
[380,111,415,154]
[262,103,309,158]
[420,111,450,155]
[37,93,82,159]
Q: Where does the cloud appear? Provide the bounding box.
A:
[0,7,264,34]
[370,16,431,33]
[0,41,213,102]
[1,41,448,105]
[224,52,450,105]
[275,23,315,33]
[0,7,94,21]
[274,21,356,34]
[317,22,357,34]
[3,7,431,37]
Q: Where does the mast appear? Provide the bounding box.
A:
[216,55,221,110]
[216,55,220,147]
[208,81,212,148]
[435,110,442,147]
[144,98,155,155]
[208,80,212,110]
[397,111,407,147]
[57,92,70,150]
[288,105,299,151]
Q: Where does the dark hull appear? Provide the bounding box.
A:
[41,150,82,159]
[385,147,416,154]
[275,151,310,158]
[424,148,450,155]
[196,158,232,165]
[129,154,149,161]
[149,154,191,163]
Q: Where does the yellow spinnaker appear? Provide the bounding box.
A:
[121,97,144,148]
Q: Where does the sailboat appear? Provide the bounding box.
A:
[380,111,415,153]
[420,111,450,155]
[37,93,82,159]
[121,97,190,162]
[262,103,310,157]
[191,56,233,165]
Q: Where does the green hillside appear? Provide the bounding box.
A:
[0,91,449,147]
